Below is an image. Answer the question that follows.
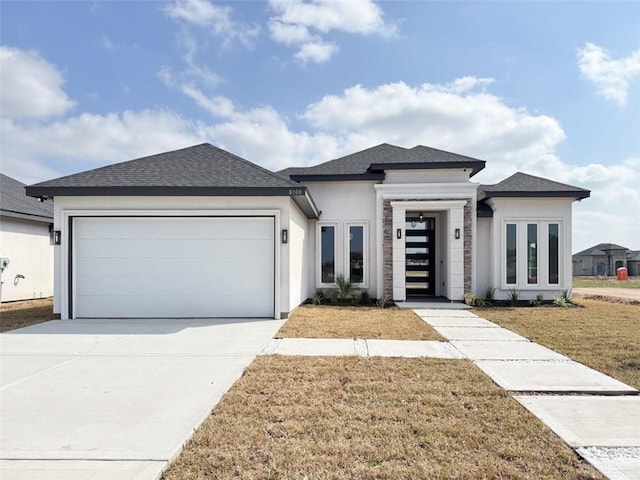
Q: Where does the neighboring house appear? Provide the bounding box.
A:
[26,143,590,320]
[572,243,639,276]
[628,251,640,277]
[0,174,54,302]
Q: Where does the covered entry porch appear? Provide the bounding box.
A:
[383,199,472,303]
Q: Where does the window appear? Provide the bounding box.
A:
[320,225,336,283]
[348,225,364,283]
[506,223,517,284]
[548,224,559,284]
[504,220,562,287]
[527,224,538,284]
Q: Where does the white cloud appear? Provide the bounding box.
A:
[294,41,338,64]
[1,45,636,251]
[578,42,640,107]
[1,111,205,183]
[0,46,75,119]
[163,0,260,49]
[268,0,395,63]
[270,0,394,35]
[302,79,566,178]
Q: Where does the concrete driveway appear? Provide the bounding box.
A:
[0,317,284,480]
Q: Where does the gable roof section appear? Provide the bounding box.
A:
[280,143,486,181]
[1,174,53,223]
[573,243,630,256]
[26,143,319,219]
[478,172,590,201]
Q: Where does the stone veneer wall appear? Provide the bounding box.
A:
[383,198,473,300]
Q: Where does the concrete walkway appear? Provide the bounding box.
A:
[416,308,640,480]
[265,307,640,479]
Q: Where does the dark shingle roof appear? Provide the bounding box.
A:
[478,172,590,201]
[28,144,298,192]
[26,143,320,219]
[1,174,53,222]
[574,243,629,256]
[279,143,486,179]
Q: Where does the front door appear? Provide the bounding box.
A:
[405,214,436,297]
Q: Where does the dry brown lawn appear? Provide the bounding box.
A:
[162,356,602,480]
[476,298,640,388]
[277,305,443,340]
[0,298,54,332]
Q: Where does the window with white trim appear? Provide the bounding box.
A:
[506,223,517,285]
[319,223,337,285]
[503,220,562,288]
[548,223,559,284]
[346,222,368,286]
[527,223,538,285]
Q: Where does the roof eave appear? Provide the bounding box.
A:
[289,173,385,182]
[26,185,303,197]
[483,190,591,201]
[369,161,486,176]
[0,210,53,223]
[290,189,320,219]
[25,185,321,220]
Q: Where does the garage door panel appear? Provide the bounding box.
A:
[76,294,274,318]
[76,217,273,240]
[73,217,275,318]
[75,256,274,279]
[77,272,273,297]
[76,238,273,260]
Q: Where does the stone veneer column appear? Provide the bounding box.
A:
[382,200,393,299]
[464,200,473,293]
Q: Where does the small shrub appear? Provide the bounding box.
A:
[554,289,572,308]
[530,293,544,306]
[358,290,372,306]
[335,275,354,302]
[476,287,496,307]
[311,291,324,305]
[376,295,391,308]
[507,288,519,307]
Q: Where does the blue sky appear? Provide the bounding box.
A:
[1,0,639,252]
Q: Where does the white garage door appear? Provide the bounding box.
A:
[73,216,275,318]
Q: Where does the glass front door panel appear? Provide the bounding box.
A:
[405,215,435,296]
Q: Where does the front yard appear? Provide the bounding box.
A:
[477,298,640,388]
[162,356,601,480]
[162,304,610,479]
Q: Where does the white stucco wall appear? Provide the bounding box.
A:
[51,196,307,319]
[302,181,378,295]
[475,216,493,295]
[0,216,54,302]
[288,200,311,312]
[485,197,574,301]
[384,169,471,184]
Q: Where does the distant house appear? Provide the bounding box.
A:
[627,251,640,277]
[572,243,639,277]
[0,174,54,302]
